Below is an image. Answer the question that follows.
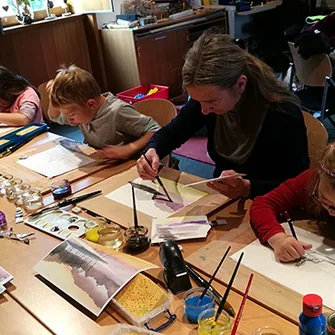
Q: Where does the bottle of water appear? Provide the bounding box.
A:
[299,294,326,335]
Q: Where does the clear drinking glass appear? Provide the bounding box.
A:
[251,327,284,335]
[13,183,31,205]
[198,308,231,335]
[85,217,106,243]
[22,188,43,211]
[5,178,23,199]
[0,174,13,195]
[98,223,123,250]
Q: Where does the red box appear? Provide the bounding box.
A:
[116,84,169,104]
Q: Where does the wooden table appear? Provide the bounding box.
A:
[0,291,52,335]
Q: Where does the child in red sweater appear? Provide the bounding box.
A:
[250,143,335,263]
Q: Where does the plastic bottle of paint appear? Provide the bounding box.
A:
[299,294,326,335]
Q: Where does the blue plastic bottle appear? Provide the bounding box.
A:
[299,294,326,335]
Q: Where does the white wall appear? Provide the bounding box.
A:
[96,0,121,28]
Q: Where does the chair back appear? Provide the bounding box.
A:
[302,111,328,168]
[133,99,177,127]
[288,41,333,87]
[37,82,51,124]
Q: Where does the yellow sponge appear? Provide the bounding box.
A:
[114,273,168,318]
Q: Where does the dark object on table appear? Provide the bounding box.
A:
[0,19,4,36]
[159,240,192,294]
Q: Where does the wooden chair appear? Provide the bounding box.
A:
[302,111,328,168]
[133,98,177,127]
[37,81,51,124]
[288,41,335,124]
[133,99,177,167]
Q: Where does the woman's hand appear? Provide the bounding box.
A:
[268,232,312,263]
[208,170,250,199]
[136,148,160,180]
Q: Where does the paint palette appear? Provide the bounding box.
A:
[24,210,98,240]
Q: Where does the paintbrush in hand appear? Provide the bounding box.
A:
[284,211,297,240]
[213,252,244,327]
[141,151,173,203]
[231,273,254,335]
[196,246,231,305]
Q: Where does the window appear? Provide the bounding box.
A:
[0,0,64,17]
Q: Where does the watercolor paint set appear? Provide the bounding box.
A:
[24,210,98,240]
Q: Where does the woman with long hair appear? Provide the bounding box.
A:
[251,144,335,262]
[0,66,43,126]
[137,32,309,199]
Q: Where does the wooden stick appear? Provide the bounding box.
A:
[197,246,231,305]
[231,273,254,335]
[183,174,247,188]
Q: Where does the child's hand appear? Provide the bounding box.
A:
[208,170,250,199]
[96,145,133,160]
[136,148,159,181]
[267,232,312,263]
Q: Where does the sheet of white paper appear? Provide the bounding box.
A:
[0,127,13,135]
[0,285,5,295]
[151,215,211,244]
[17,145,95,178]
[105,177,207,219]
[0,266,14,286]
[230,223,335,309]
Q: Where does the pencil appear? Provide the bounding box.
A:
[231,273,254,335]
[141,151,173,202]
[284,211,297,240]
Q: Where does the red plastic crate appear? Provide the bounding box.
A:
[116,84,169,104]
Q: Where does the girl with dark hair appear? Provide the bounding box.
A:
[0,67,43,126]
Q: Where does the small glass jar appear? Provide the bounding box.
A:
[5,178,23,199]
[327,312,335,335]
[85,217,107,243]
[98,223,123,250]
[22,188,43,212]
[50,179,72,200]
[124,226,150,254]
[0,173,13,195]
[13,183,31,206]
[251,327,284,335]
[198,308,231,335]
[183,287,215,324]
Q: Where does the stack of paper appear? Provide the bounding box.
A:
[151,216,211,244]
[0,266,14,294]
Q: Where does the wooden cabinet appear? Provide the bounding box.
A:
[0,15,91,87]
[101,9,227,98]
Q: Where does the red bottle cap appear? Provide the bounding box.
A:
[303,294,323,317]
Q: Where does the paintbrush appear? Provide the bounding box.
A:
[213,252,244,327]
[197,246,231,305]
[231,273,254,335]
[183,173,247,188]
[130,183,139,235]
[141,151,173,203]
[284,211,298,240]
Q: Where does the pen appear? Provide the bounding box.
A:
[141,151,173,203]
[284,211,298,240]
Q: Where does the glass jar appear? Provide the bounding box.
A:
[198,308,231,335]
[5,178,23,199]
[50,179,72,200]
[183,287,215,324]
[22,188,43,212]
[13,183,31,206]
[251,327,284,335]
[124,226,150,254]
[85,217,106,243]
[98,223,123,250]
[327,312,335,335]
[0,173,13,195]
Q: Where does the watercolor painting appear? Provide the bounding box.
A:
[0,266,13,286]
[34,237,157,316]
[105,177,207,218]
[230,223,335,309]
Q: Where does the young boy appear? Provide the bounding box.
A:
[49,66,160,160]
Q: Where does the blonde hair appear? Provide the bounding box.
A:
[182,33,299,108]
[50,65,101,108]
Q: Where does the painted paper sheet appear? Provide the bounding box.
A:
[105,177,207,218]
[0,266,13,286]
[17,146,95,178]
[34,237,157,316]
[231,223,335,309]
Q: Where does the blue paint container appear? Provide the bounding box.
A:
[183,287,215,324]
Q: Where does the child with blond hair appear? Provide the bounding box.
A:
[251,143,335,263]
[49,66,160,160]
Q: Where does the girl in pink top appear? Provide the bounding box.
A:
[0,67,43,126]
